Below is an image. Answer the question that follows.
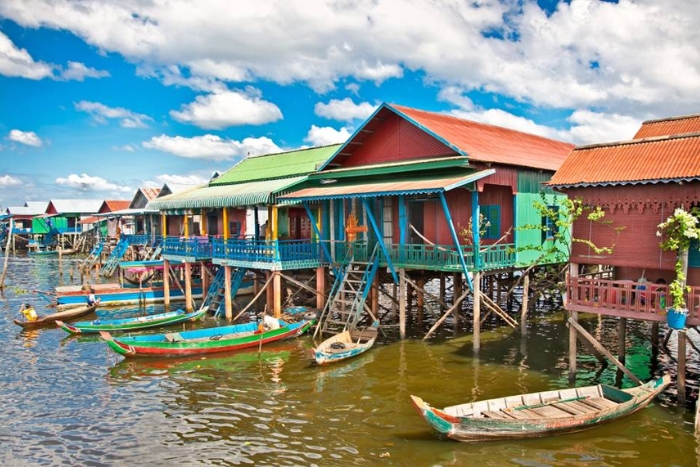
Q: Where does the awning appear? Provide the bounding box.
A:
[279,170,495,201]
[146,176,308,211]
[94,208,159,217]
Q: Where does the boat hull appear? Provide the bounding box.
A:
[314,321,379,365]
[55,285,205,310]
[56,308,206,334]
[14,304,99,329]
[101,319,311,358]
[410,375,670,442]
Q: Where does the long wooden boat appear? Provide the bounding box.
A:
[28,248,59,256]
[55,308,206,334]
[410,375,670,442]
[51,283,205,310]
[100,319,311,358]
[13,303,99,329]
[313,320,379,365]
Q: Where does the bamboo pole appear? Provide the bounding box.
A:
[423,290,470,340]
[231,274,275,322]
[0,219,12,289]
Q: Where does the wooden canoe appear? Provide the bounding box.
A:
[56,308,206,334]
[411,375,670,442]
[313,320,379,365]
[100,319,311,358]
[13,303,99,329]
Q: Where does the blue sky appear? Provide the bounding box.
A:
[0,0,698,208]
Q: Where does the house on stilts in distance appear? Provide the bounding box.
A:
[548,113,700,403]
[279,103,575,345]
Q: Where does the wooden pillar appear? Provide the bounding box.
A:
[201,262,209,295]
[678,329,687,405]
[161,214,167,238]
[399,268,406,339]
[224,265,232,320]
[200,210,207,236]
[453,273,462,303]
[521,272,529,333]
[371,273,379,317]
[618,318,627,364]
[651,322,659,365]
[473,272,481,351]
[439,273,446,302]
[416,278,424,326]
[496,274,502,305]
[273,271,282,318]
[569,310,578,384]
[222,208,229,240]
[406,281,414,313]
[253,272,261,309]
[184,262,193,312]
[316,266,325,310]
[183,214,189,238]
[266,271,273,310]
[163,259,171,309]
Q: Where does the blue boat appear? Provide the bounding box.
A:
[52,283,205,310]
[56,308,206,334]
[313,320,380,365]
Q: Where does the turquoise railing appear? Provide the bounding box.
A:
[211,238,323,264]
[162,236,212,260]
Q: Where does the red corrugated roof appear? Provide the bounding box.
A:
[549,132,700,186]
[103,200,130,212]
[634,114,700,139]
[391,104,575,172]
[140,187,161,201]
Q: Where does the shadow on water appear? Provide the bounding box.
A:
[0,257,698,466]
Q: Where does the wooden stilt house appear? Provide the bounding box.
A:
[280,103,574,342]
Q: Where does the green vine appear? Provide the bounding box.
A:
[657,207,700,311]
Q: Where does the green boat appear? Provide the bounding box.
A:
[411,375,670,442]
[56,308,206,334]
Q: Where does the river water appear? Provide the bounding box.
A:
[0,256,697,466]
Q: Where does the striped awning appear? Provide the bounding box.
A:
[146,176,308,211]
[279,170,495,201]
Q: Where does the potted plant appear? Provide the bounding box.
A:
[657,208,700,330]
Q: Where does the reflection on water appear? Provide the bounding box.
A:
[0,256,697,466]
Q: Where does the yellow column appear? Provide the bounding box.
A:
[183,214,189,238]
[161,214,167,238]
[201,209,207,236]
[316,266,325,309]
[184,262,193,311]
[163,259,171,309]
[271,206,278,240]
[223,208,229,240]
[273,271,282,318]
[224,265,232,320]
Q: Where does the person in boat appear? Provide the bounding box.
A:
[19,303,38,322]
[257,312,280,332]
[86,288,100,307]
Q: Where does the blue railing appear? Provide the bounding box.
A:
[211,238,323,264]
[162,236,213,260]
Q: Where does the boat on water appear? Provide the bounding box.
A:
[13,303,99,329]
[410,375,670,442]
[47,282,206,310]
[100,318,311,357]
[313,320,379,365]
[28,248,59,256]
[56,308,206,334]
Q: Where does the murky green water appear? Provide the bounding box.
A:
[0,256,697,466]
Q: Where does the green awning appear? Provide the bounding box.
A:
[147,176,308,211]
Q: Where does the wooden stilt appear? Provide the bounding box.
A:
[232,274,274,322]
[439,273,446,303]
[423,290,470,340]
[453,273,462,304]
[399,268,406,340]
[253,272,260,309]
[495,274,502,305]
[163,259,171,310]
[391,282,398,320]
[371,274,379,317]
[473,272,481,351]
[184,262,193,312]
[569,310,578,384]
[273,271,282,318]
[316,266,325,310]
[678,329,687,405]
[651,322,659,364]
[618,318,627,364]
[224,266,232,320]
[201,262,209,297]
[520,273,529,332]
[266,271,273,311]
[416,278,424,326]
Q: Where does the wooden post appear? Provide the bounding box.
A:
[569,310,578,384]
[651,322,659,365]
[439,273,446,302]
[224,265,232,320]
[399,268,406,340]
[253,272,261,309]
[371,273,379,317]
[161,214,167,239]
[618,318,627,364]
[273,271,282,318]
[453,273,462,304]
[223,208,229,240]
[184,262,193,312]
[201,262,209,296]
[416,278,424,326]
[163,259,171,309]
[521,272,529,332]
[678,329,687,405]
[473,272,481,351]
[392,282,398,319]
[316,266,325,310]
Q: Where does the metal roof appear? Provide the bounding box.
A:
[211,145,340,186]
[549,132,700,187]
[7,204,46,216]
[635,114,700,139]
[47,199,103,214]
[279,170,495,201]
[147,176,308,210]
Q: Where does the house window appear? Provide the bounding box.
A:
[229,221,241,237]
[542,205,559,242]
[481,205,500,239]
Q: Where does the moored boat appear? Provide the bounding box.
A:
[410,375,670,442]
[13,303,99,329]
[55,308,206,334]
[50,283,205,310]
[313,320,379,365]
[100,318,311,358]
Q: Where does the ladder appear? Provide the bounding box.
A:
[316,243,380,336]
[99,237,132,277]
[80,241,105,272]
[202,267,249,318]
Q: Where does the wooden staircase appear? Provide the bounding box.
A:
[201,267,249,317]
[80,241,105,272]
[315,244,380,337]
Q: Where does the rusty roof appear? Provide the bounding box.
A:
[634,113,700,139]
[390,104,574,172]
[549,132,700,187]
[100,200,130,213]
[139,187,161,201]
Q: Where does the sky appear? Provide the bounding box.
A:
[1,0,699,209]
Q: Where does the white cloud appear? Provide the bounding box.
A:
[0,30,53,79]
[145,174,209,192]
[0,175,22,187]
[304,125,351,146]
[8,129,42,147]
[55,173,131,192]
[75,101,152,128]
[60,61,109,81]
[143,134,282,161]
[112,144,135,152]
[315,98,377,122]
[170,89,283,129]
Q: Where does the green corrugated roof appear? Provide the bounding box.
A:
[211,144,340,186]
[147,176,308,210]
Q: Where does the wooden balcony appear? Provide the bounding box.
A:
[565,276,700,326]
[162,236,213,262]
[211,238,325,271]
